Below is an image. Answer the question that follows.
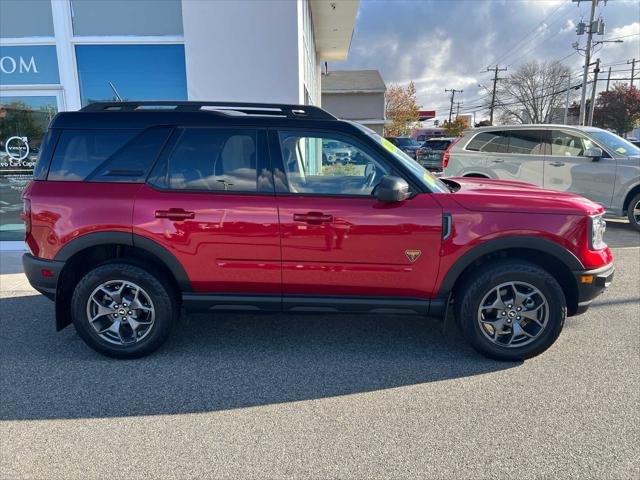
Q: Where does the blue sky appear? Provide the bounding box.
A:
[332,0,640,123]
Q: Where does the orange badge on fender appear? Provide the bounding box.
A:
[405,249,421,262]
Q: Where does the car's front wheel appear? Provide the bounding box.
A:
[627,192,640,232]
[71,262,178,359]
[455,260,566,361]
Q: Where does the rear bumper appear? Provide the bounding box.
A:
[573,262,615,315]
[22,253,64,300]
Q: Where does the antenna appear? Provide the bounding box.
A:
[108,82,123,102]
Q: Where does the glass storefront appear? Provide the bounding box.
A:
[0,95,58,240]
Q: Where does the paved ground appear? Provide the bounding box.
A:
[1,222,638,479]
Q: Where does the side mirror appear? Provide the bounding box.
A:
[585,147,603,161]
[374,175,411,203]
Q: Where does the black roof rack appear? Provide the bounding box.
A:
[80,101,336,120]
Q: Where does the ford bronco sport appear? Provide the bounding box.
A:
[22,101,614,360]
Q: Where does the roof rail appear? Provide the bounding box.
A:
[79,101,336,120]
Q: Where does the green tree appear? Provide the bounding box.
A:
[593,84,640,136]
[0,101,45,143]
[385,82,420,136]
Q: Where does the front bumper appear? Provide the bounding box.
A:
[22,253,64,300]
[572,262,615,315]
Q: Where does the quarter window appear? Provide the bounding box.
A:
[278,132,390,196]
[161,128,263,193]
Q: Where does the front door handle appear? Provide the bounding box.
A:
[549,161,565,167]
[293,212,334,225]
[155,208,195,221]
[491,159,504,163]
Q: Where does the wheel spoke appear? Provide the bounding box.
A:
[520,305,545,326]
[90,297,115,322]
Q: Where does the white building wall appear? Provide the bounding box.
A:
[182,0,304,105]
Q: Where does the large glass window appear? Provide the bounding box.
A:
[0,96,58,240]
[156,128,262,193]
[75,45,187,106]
[1,0,54,38]
[71,0,183,36]
[278,132,390,196]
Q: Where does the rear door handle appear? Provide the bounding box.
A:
[155,208,195,221]
[491,159,504,163]
[293,212,334,225]
[549,161,565,167]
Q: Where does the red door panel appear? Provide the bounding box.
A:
[133,185,280,293]
[278,193,443,298]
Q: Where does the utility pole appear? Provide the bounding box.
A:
[629,58,638,86]
[606,66,612,91]
[588,58,600,126]
[445,89,462,123]
[455,101,461,118]
[487,65,507,125]
[564,74,572,125]
[577,0,599,125]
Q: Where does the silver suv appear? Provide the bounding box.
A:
[444,125,640,230]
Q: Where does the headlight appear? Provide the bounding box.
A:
[589,213,607,250]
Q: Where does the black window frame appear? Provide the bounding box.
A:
[269,128,405,198]
[146,126,274,195]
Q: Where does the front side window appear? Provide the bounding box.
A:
[507,130,548,155]
[466,131,509,153]
[160,128,263,193]
[278,132,390,196]
[550,131,593,157]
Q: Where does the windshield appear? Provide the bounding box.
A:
[350,123,449,193]
[588,130,640,156]
[394,137,420,147]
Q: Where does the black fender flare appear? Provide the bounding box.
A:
[437,235,584,297]
[54,231,192,292]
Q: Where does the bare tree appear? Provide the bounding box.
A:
[496,61,572,124]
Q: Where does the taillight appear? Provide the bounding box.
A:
[21,199,31,238]
[442,136,463,169]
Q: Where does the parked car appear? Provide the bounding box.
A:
[628,138,640,148]
[443,125,640,231]
[416,137,457,171]
[22,102,613,360]
[322,140,352,164]
[385,136,421,159]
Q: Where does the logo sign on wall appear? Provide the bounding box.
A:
[0,45,59,85]
[5,136,30,162]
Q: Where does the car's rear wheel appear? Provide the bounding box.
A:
[71,263,178,359]
[455,260,566,361]
[627,192,640,232]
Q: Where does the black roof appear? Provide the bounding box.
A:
[51,101,353,131]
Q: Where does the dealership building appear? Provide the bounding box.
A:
[0,0,358,247]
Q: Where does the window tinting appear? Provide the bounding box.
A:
[86,127,172,182]
[279,132,390,196]
[466,131,509,153]
[71,0,183,36]
[48,130,137,181]
[164,129,260,192]
[507,130,547,155]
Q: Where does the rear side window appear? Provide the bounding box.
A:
[155,128,264,193]
[507,130,547,155]
[48,128,171,182]
[466,131,509,153]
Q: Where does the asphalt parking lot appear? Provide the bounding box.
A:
[1,222,638,479]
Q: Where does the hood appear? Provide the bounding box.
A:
[445,177,604,215]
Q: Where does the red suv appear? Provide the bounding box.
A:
[22,101,614,360]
